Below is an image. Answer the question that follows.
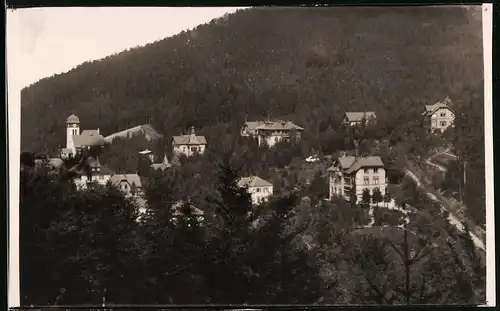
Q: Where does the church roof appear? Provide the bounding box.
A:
[66,114,80,124]
[72,133,105,147]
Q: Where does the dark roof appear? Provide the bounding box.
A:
[110,173,142,188]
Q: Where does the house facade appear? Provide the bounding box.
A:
[172,126,207,157]
[421,98,455,133]
[61,114,105,159]
[341,112,377,126]
[73,157,114,190]
[238,176,274,205]
[241,120,304,147]
[328,155,387,203]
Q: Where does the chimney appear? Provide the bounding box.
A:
[97,128,100,134]
[190,126,196,136]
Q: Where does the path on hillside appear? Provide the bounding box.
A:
[404,168,485,251]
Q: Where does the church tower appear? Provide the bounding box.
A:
[66,114,80,151]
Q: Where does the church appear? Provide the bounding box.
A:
[60,114,105,159]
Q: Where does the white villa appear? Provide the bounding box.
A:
[238,176,274,205]
[61,114,105,159]
[172,126,207,157]
[328,155,387,203]
[341,111,377,127]
[421,97,455,133]
[241,120,304,147]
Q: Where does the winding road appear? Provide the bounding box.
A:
[404,168,485,251]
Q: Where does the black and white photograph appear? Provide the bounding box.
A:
[7,4,494,308]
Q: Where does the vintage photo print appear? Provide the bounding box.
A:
[7,4,494,308]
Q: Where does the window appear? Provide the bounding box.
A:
[440,121,447,126]
[264,188,269,193]
[440,112,446,117]
[191,147,198,152]
[364,168,369,173]
[363,177,369,185]
[256,188,261,193]
[374,168,379,173]
[99,175,103,180]
[373,176,379,184]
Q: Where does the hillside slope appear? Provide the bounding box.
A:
[21,6,483,153]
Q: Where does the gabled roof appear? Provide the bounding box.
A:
[72,133,105,147]
[238,176,273,188]
[344,112,376,123]
[66,114,80,124]
[421,98,454,116]
[151,154,171,171]
[110,173,142,188]
[328,155,384,174]
[245,120,304,131]
[81,129,100,136]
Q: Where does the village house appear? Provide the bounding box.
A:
[61,114,105,159]
[327,155,387,203]
[73,157,114,190]
[238,176,274,205]
[421,97,455,133]
[172,126,207,157]
[241,120,304,147]
[341,111,377,126]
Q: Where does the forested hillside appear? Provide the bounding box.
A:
[21,6,483,155]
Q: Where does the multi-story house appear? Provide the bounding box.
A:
[341,111,377,127]
[172,126,207,157]
[73,157,114,190]
[328,155,387,203]
[61,114,105,159]
[241,120,304,147]
[238,176,274,205]
[421,97,455,133]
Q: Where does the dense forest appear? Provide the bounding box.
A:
[20,154,485,305]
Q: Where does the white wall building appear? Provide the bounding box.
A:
[328,155,387,204]
[241,120,304,147]
[172,126,207,157]
[421,97,456,133]
[238,176,274,205]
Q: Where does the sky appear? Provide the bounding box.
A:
[7,7,243,88]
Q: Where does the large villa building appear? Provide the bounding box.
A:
[241,120,304,147]
[172,126,207,157]
[421,97,455,133]
[328,155,387,203]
